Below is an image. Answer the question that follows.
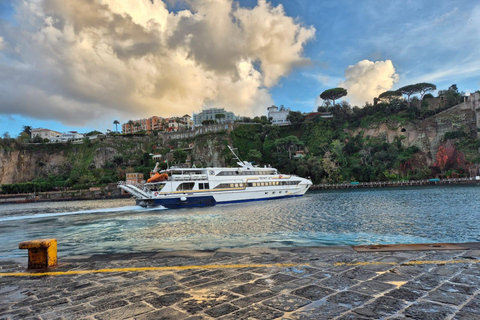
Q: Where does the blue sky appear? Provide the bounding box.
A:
[0,0,478,137]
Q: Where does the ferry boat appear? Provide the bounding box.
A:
[118,147,312,209]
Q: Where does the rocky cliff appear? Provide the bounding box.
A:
[1,94,479,185]
[0,134,227,185]
[0,148,67,184]
[353,94,479,165]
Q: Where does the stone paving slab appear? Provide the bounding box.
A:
[0,244,479,319]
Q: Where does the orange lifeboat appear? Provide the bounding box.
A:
[147,173,168,183]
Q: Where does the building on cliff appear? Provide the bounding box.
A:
[122,116,164,134]
[459,92,480,138]
[31,128,61,140]
[267,105,291,126]
[122,115,193,134]
[192,108,238,127]
[49,131,85,143]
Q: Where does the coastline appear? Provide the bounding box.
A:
[1,178,478,205]
[310,176,480,190]
[0,183,131,205]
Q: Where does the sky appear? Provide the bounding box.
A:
[0,0,479,136]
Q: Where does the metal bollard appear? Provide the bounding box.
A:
[19,239,58,270]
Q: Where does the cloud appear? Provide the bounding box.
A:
[0,0,314,126]
[339,60,399,107]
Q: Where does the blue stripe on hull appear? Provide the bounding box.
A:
[138,196,216,209]
[138,194,303,209]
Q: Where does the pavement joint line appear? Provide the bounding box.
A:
[0,262,308,277]
[334,259,480,266]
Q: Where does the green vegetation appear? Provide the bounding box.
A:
[1,84,478,194]
[319,87,348,106]
[227,83,479,183]
[0,134,163,194]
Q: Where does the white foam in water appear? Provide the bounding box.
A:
[0,205,167,222]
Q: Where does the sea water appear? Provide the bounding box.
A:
[0,184,479,259]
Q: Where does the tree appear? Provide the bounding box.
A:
[274,135,304,159]
[438,84,463,108]
[173,149,188,163]
[126,120,134,134]
[379,90,402,103]
[319,88,347,107]
[86,130,102,136]
[247,149,262,163]
[287,111,305,126]
[22,125,32,136]
[423,93,434,99]
[434,141,467,174]
[397,84,418,106]
[17,132,30,143]
[113,120,120,132]
[416,83,437,100]
[214,114,225,123]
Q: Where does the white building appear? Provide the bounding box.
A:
[267,105,291,126]
[31,128,62,140]
[49,131,85,143]
[193,108,238,127]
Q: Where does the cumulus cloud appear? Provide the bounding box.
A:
[339,60,399,107]
[0,0,314,126]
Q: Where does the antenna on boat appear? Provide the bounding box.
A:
[228,145,243,162]
[228,145,252,169]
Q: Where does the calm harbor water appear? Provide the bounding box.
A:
[0,185,479,259]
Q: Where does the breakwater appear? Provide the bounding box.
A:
[310,177,480,190]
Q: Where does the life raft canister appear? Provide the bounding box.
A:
[147,173,168,183]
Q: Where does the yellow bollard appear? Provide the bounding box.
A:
[19,239,57,270]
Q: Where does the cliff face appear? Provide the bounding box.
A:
[191,134,229,167]
[1,96,478,184]
[0,148,67,184]
[354,102,478,165]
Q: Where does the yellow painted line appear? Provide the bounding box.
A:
[334,261,398,266]
[0,263,307,277]
[402,259,480,265]
[334,259,480,267]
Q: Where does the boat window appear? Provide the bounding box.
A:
[198,183,210,190]
[177,182,195,191]
[214,183,236,189]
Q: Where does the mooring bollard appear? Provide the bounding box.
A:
[19,239,57,270]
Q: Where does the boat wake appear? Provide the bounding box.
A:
[0,205,167,222]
